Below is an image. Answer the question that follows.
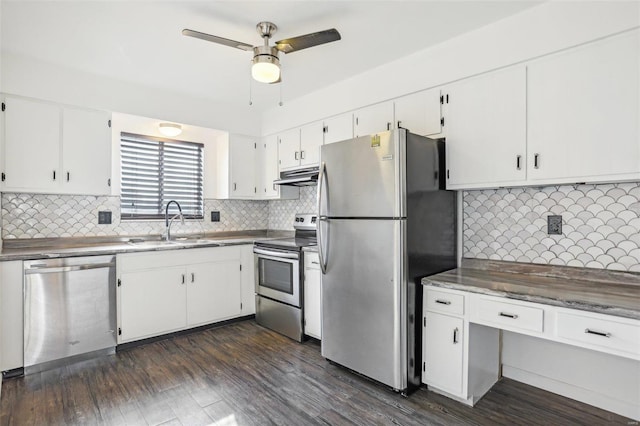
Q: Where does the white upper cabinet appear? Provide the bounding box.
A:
[278,121,324,171]
[62,107,112,195]
[527,31,640,184]
[3,96,60,192]
[299,121,324,167]
[395,88,443,137]
[323,112,353,145]
[216,133,257,199]
[353,101,394,137]
[2,96,112,195]
[444,66,527,189]
[258,135,299,200]
[278,128,301,170]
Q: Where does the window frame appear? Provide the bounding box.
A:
[120,132,204,221]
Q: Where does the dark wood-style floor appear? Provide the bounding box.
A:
[0,320,630,425]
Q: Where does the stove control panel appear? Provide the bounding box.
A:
[294,213,317,230]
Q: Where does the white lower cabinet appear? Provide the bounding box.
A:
[117,245,252,344]
[422,288,500,406]
[303,251,321,339]
[120,266,188,342]
[0,261,24,371]
[423,311,464,395]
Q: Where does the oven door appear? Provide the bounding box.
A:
[253,246,301,308]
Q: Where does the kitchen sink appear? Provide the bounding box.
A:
[127,239,181,247]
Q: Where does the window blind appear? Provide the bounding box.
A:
[120,132,204,219]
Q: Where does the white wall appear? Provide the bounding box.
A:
[261,1,640,135]
[1,52,261,136]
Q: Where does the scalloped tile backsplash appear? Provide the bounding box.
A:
[463,182,640,272]
[2,182,639,272]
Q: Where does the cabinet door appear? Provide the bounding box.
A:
[423,311,464,396]
[323,113,353,145]
[260,135,279,197]
[3,97,61,192]
[119,267,187,342]
[527,31,640,183]
[304,263,322,339]
[62,107,111,195]
[299,121,324,167]
[353,102,394,137]
[395,89,442,136]
[444,66,526,188]
[187,260,242,326]
[229,135,257,198]
[278,128,301,170]
[240,245,256,315]
[0,261,24,371]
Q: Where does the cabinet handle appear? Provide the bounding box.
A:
[295,151,299,160]
[191,273,195,283]
[584,328,611,338]
[301,151,305,160]
[53,170,56,181]
[499,312,518,319]
[534,153,540,169]
[181,274,185,285]
[233,183,237,191]
[387,122,391,131]
[453,327,459,344]
[66,171,70,182]
[273,183,276,191]
[516,155,522,170]
[435,299,451,305]
[397,121,402,128]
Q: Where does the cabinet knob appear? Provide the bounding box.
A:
[534,153,540,169]
[516,155,522,170]
[295,151,299,160]
[67,171,70,182]
[453,327,459,344]
[301,151,305,160]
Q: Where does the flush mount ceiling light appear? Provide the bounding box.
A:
[158,122,182,137]
[182,21,340,85]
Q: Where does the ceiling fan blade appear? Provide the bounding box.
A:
[275,28,341,54]
[182,29,254,51]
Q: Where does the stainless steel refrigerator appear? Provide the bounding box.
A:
[317,129,456,394]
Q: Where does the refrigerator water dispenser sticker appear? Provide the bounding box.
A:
[371,135,381,147]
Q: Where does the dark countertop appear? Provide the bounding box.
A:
[422,258,640,320]
[0,230,293,261]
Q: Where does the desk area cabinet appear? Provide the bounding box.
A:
[422,262,640,420]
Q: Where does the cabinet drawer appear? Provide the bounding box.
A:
[476,298,543,333]
[425,289,464,316]
[557,311,640,357]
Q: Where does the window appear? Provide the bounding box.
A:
[120,132,204,219]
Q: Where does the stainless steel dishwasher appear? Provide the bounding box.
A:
[23,255,117,373]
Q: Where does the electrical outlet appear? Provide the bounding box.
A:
[211,211,220,222]
[547,215,562,235]
[98,211,112,225]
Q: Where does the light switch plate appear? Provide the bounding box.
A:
[547,215,562,235]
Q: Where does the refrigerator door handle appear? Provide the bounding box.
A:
[317,161,328,274]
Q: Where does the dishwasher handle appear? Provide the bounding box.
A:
[25,262,116,274]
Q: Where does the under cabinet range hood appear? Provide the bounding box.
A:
[274,166,319,186]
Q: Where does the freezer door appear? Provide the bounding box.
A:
[319,130,405,218]
[320,218,407,391]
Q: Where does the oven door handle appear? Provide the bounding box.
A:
[253,247,299,259]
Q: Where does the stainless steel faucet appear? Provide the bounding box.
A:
[164,200,185,241]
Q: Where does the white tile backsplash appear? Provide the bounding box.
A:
[1,193,268,239]
[463,182,640,272]
[268,186,317,230]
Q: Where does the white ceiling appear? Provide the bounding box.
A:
[1,1,541,111]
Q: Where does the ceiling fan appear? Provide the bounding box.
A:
[182,22,341,84]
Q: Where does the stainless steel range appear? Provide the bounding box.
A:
[254,213,317,342]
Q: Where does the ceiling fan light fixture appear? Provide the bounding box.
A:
[158,122,182,137]
[251,46,281,83]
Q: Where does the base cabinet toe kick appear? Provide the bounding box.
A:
[421,286,640,420]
